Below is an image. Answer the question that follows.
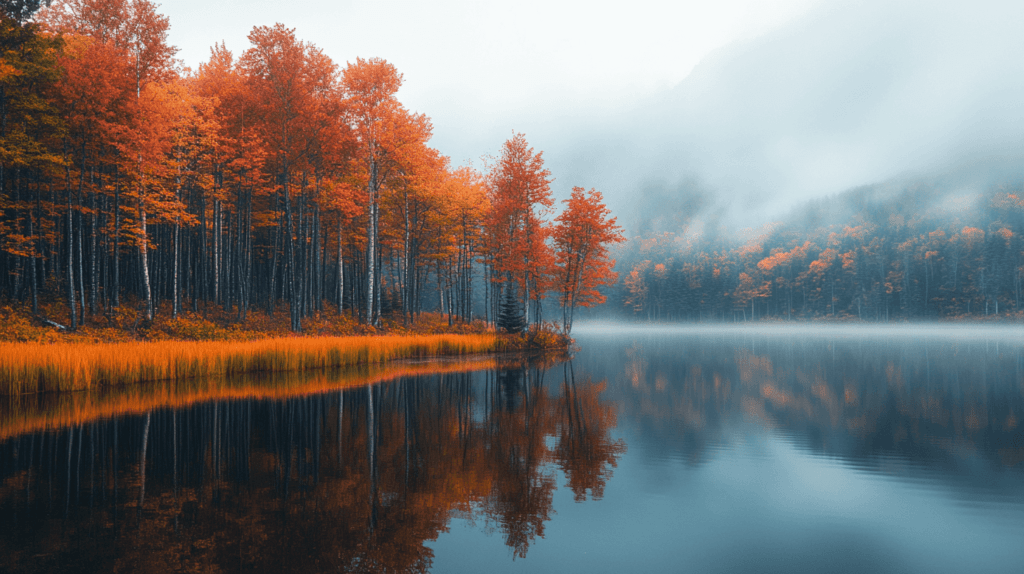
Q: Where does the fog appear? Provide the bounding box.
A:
[572,322,1024,343]
[156,0,1024,234]
[560,0,1024,231]
[159,0,815,172]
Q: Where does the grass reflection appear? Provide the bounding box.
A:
[0,357,506,440]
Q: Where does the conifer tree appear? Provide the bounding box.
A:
[497,282,526,334]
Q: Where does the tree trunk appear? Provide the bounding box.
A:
[366,159,386,325]
[365,159,378,326]
[223,206,233,312]
[64,141,77,330]
[296,178,306,321]
[30,173,38,315]
[89,172,98,316]
[239,186,252,321]
[213,198,220,304]
[284,166,298,331]
[113,168,120,308]
[337,215,344,315]
[172,171,181,318]
[139,194,153,322]
[77,153,87,321]
[268,191,281,315]
[403,193,411,324]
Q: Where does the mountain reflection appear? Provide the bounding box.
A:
[0,358,623,573]
[583,331,1024,478]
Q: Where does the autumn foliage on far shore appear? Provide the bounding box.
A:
[613,188,1024,322]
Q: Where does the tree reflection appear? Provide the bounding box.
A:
[555,362,626,502]
[483,365,556,558]
[0,357,625,573]
[599,334,1024,474]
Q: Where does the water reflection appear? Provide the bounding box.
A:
[0,356,623,573]
[3,327,1024,573]
[0,357,508,441]
[576,327,1024,491]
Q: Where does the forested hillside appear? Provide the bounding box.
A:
[609,178,1024,321]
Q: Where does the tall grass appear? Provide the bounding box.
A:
[0,334,501,395]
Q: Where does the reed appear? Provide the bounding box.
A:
[0,333,501,395]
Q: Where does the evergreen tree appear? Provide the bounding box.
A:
[497,282,526,334]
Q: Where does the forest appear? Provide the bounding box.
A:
[608,177,1024,321]
[0,0,621,336]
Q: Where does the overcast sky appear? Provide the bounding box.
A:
[161,0,816,162]
[157,0,1024,232]
[620,0,1024,228]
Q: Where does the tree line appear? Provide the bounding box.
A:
[0,0,622,334]
[611,181,1024,321]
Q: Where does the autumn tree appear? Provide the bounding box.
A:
[439,165,489,324]
[622,260,649,318]
[378,141,444,324]
[485,133,553,329]
[552,186,623,335]
[343,56,432,326]
[50,33,133,326]
[0,13,62,314]
[343,56,398,327]
[159,77,216,319]
[240,24,343,331]
[40,0,177,321]
[40,0,177,94]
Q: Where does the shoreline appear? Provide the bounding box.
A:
[0,304,504,344]
[0,331,570,395]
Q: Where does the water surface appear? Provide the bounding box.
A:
[1,325,1022,572]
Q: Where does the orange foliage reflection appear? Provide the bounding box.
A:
[612,339,1024,469]
[0,356,502,441]
[0,356,623,573]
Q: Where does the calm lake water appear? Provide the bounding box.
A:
[2,325,1023,573]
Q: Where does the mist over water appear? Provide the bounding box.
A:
[573,321,1024,343]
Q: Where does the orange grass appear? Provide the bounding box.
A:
[0,357,506,440]
[0,334,503,395]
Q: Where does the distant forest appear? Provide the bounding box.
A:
[607,180,1024,321]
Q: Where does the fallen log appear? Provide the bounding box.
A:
[39,317,67,331]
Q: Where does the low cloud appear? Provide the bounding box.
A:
[565,0,1024,232]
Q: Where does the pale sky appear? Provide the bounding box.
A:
[159,0,819,165]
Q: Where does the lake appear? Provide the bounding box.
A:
[1,325,1023,573]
